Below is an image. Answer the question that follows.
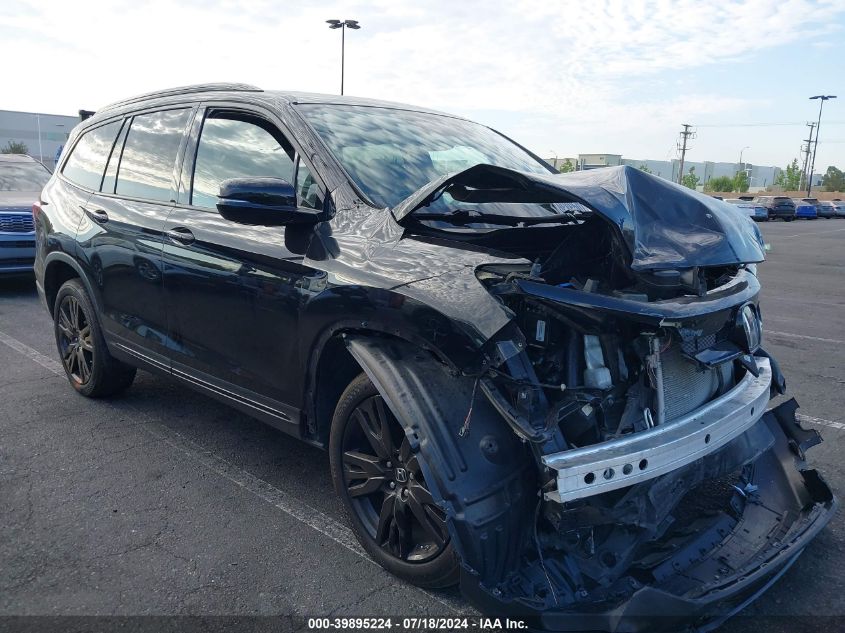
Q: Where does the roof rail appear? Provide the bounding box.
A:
[100,83,263,111]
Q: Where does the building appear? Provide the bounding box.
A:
[622,158,780,192]
[545,156,578,171]
[543,153,781,191]
[577,154,623,170]
[0,109,81,171]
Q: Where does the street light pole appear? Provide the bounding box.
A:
[326,19,361,96]
[35,114,43,163]
[807,94,837,196]
[739,146,749,171]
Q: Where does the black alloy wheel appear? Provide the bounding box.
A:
[52,278,136,398]
[343,395,449,562]
[57,294,94,386]
[330,373,459,588]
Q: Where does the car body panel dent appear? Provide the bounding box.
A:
[393,164,766,272]
[303,205,519,346]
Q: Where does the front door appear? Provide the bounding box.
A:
[161,107,325,425]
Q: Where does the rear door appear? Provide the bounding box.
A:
[160,103,326,426]
[77,106,195,363]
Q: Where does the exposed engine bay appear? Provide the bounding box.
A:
[456,236,831,629]
[345,165,835,631]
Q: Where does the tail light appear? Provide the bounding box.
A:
[32,201,42,221]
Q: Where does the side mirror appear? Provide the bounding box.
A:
[216,177,320,226]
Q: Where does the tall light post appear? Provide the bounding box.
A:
[807,95,837,196]
[35,114,43,163]
[739,146,749,171]
[326,19,361,96]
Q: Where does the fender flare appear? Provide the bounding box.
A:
[344,334,536,587]
[43,250,103,314]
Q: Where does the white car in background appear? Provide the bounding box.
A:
[725,198,768,221]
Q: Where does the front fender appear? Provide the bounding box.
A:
[344,334,535,587]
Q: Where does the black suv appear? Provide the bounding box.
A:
[751,195,796,221]
[34,83,834,631]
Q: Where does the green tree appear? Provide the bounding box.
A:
[705,175,734,192]
[774,158,802,190]
[822,166,844,192]
[637,163,653,174]
[681,166,700,190]
[559,158,575,173]
[733,170,750,193]
[1,140,28,154]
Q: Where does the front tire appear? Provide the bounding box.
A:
[53,278,136,397]
[329,373,460,589]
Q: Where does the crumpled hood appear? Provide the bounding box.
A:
[393,164,766,271]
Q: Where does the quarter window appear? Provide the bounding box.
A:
[191,113,295,209]
[296,160,322,210]
[62,121,122,190]
[115,109,192,202]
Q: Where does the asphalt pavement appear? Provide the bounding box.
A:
[1,219,843,632]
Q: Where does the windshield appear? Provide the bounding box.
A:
[298,104,552,209]
[0,161,51,191]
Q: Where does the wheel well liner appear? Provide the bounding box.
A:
[43,256,84,314]
[344,334,536,587]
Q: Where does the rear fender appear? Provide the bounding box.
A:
[345,334,536,586]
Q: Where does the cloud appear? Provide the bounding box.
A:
[1,0,843,165]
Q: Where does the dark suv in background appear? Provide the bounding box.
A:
[751,195,796,221]
[33,83,834,632]
[1,154,51,274]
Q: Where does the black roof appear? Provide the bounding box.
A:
[93,83,455,122]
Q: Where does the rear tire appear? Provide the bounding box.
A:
[53,279,136,398]
[329,373,460,589]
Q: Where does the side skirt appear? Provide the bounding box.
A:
[109,338,302,437]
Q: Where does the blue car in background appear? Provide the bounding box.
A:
[792,198,818,219]
[0,154,50,275]
[725,198,769,221]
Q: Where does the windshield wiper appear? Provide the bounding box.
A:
[409,209,585,227]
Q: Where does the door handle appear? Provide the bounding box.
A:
[82,207,109,224]
[166,227,195,244]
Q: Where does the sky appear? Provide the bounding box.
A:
[2,0,844,170]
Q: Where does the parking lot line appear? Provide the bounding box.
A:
[767,330,845,346]
[0,327,467,614]
[772,227,845,239]
[797,414,845,431]
[0,329,64,374]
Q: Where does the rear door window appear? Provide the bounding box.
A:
[100,119,129,194]
[62,120,122,190]
[115,109,192,202]
[191,112,295,209]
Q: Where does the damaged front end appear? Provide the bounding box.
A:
[464,271,836,631]
[382,165,836,630]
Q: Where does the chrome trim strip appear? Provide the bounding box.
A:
[542,357,772,503]
[115,341,291,423]
[113,341,169,372]
[171,367,291,422]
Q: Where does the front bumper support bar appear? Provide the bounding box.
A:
[542,357,772,503]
